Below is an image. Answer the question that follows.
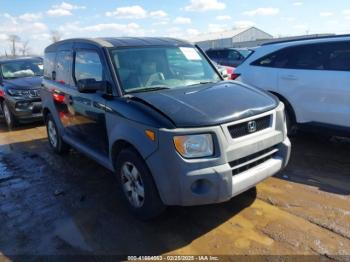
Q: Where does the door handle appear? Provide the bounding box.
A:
[93,101,106,110]
[281,75,297,80]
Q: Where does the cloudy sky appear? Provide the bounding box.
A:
[1,0,350,55]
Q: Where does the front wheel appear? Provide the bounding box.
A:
[115,148,165,220]
[2,101,17,129]
[285,107,297,136]
[46,113,69,154]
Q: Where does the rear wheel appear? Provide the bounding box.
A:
[115,148,165,220]
[2,101,17,129]
[46,113,69,154]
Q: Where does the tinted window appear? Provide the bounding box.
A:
[253,42,350,71]
[227,50,241,60]
[56,51,73,85]
[75,50,103,82]
[253,44,326,70]
[217,50,227,59]
[327,42,350,71]
[289,45,326,70]
[252,50,285,67]
[206,50,219,59]
[44,53,56,79]
[239,49,253,58]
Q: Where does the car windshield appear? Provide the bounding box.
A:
[1,59,43,79]
[110,46,221,93]
[239,49,253,58]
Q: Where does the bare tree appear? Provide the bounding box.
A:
[19,40,30,56]
[8,34,21,57]
[50,30,62,43]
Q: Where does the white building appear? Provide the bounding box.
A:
[192,27,273,50]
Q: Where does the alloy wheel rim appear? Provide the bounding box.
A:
[48,120,58,148]
[3,104,11,126]
[121,162,145,208]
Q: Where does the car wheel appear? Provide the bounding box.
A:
[115,148,165,220]
[2,101,17,129]
[46,113,69,154]
[285,107,297,136]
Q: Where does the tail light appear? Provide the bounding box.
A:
[0,90,4,97]
[230,72,241,80]
[52,91,65,103]
[225,67,240,80]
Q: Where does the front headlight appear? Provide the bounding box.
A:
[173,134,214,158]
[7,88,30,97]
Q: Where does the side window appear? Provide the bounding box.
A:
[217,50,228,59]
[206,50,218,59]
[44,52,56,79]
[227,50,241,60]
[326,42,350,71]
[252,49,290,68]
[74,50,103,82]
[252,44,326,70]
[287,45,326,70]
[56,51,73,84]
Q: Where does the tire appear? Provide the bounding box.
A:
[285,105,297,136]
[115,148,165,220]
[46,113,69,154]
[2,101,17,130]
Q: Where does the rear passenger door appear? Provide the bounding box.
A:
[50,45,82,137]
[277,43,350,127]
[322,41,350,127]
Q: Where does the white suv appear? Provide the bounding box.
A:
[235,35,350,136]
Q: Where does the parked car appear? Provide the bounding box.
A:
[41,37,291,219]
[206,48,253,67]
[0,57,43,129]
[234,35,350,136]
[212,62,238,80]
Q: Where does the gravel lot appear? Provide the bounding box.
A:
[0,121,349,260]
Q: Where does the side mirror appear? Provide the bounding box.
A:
[77,79,106,93]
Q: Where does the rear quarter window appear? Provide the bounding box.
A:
[44,52,56,79]
[326,41,350,71]
[56,51,73,85]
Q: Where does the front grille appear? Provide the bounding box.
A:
[29,89,40,98]
[230,146,278,176]
[228,115,271,139]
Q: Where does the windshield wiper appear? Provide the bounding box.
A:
[187,81,219,87]
[125,86,170,94]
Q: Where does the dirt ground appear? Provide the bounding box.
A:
[0,120,349,260]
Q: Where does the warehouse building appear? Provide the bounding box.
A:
[192,27,273,50]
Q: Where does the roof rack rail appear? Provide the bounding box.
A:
[261,34,350,46]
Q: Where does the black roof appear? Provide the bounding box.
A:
[261,34,350,46]
[0,56,42,63]
[206,47,251,51]
[45,37,192,52]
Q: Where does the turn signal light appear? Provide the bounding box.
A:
[145,130,156,141]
